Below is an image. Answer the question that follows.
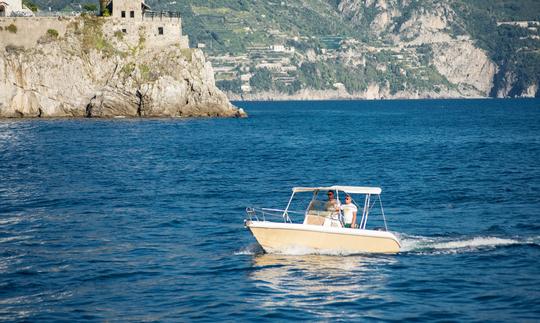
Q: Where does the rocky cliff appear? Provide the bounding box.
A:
[336,0,498,97]
[0,17,246,118]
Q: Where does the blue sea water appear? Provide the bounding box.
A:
[0,99,539,321]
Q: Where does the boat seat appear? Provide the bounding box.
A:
[307,209,334,217]
[323,218,342,228]
[303,214,326,225]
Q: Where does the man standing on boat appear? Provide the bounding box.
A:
[325,191,341,227]
[340,195,358,228]
[325,191,339,211]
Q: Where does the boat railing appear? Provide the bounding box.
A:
[245,207,302,223]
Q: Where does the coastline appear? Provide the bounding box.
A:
[227,92,539,102]
[230,97,540,105]
[230,95,486,102]
[225,89,490,102]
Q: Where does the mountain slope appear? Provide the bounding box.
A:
[27,0,540,98]
[335,0,540,97]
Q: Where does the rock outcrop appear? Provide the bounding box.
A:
[336,0,498,97]
[431,41,496,96]
[0,17,246,118]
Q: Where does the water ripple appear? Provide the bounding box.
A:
[0,99,539,321]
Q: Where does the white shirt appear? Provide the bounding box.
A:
[340,203,358,224]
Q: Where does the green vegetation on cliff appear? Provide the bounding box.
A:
[453,0,540,96]
[29,0,540,97]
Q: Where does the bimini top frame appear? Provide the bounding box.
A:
[292,186,382,195]
[283,185,388,231]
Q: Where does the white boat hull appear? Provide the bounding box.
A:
[245,220,401,254]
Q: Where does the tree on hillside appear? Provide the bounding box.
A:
[83,3,98,12]
[23,0,38,12]
[250,68,273,91]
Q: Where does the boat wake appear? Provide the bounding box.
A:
[234,244,381,256]
[234,243,264,256]
[265,246,363,256]
[397,233,540,255]
[236,234,540,257]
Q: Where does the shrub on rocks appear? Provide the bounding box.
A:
[7,24,17,33]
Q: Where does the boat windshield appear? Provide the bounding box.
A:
[302,190,339,219]
[285,189,389,231]
[307,199,327,212]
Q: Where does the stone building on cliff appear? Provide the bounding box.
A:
[98,0,189,48]
[0,0,188,49]
[0,0,33,17]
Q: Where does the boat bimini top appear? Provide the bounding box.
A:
[292,186,382,195]
[252,185,389,231]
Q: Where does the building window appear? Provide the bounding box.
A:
[122,29,127,33]
[158,27,164,35]
[121,11,126,18]
[130,11,134,18]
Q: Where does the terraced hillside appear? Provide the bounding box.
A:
[27,0,540,98]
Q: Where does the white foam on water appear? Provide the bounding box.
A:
[238,233,540,257]
[525,236,540,244]
[267,246,357,256]
[431,237,519,250]
[396,233,436,252]
[0,235,33,244]
[234,243,263,255]
[397,233,536,255]
[235,243,359,256]
[0,217,23,226]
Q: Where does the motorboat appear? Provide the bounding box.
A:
[244,186,401,254]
